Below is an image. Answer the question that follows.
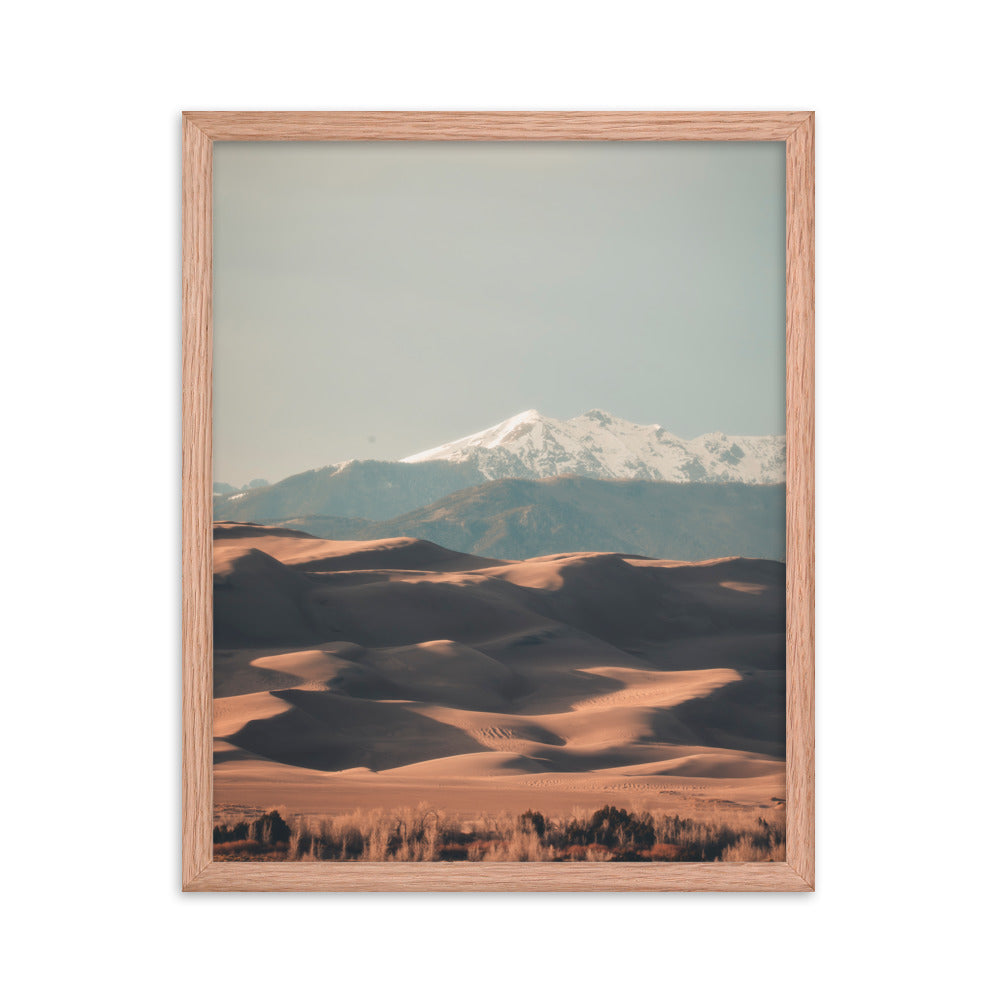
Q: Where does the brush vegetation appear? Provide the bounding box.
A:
[212,804,784,862]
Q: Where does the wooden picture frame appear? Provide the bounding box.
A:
[182,111,814,892]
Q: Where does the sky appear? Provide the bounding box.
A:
[213,141,786,486]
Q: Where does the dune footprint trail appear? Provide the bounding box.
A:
[213,522,787,818]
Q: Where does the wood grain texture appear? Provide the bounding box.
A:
[784,113,816,889]
[180,111,815,891]
[186,861,811,892]
[183,110,812,142]
[181,116,214,888]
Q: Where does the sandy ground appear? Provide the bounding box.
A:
[213,523,786,820]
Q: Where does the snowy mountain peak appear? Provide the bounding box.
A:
[510,408,543,423]
[401,410,785,484]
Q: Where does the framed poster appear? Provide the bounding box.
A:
[182,111,814,891]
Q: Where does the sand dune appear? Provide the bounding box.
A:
[213,523,786,816]
[215,522,504,572]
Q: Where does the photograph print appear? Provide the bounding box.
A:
[210,138,789,864]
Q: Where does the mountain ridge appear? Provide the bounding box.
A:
[402,408,785,485]
[241,476,785,562]
[213,409,786,560]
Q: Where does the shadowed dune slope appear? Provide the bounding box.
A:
[213,524,786,808]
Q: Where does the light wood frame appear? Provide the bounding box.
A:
[182,111,814,892]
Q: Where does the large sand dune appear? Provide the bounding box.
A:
[213,522,786,819]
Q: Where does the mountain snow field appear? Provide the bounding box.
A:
[402,409,785,485]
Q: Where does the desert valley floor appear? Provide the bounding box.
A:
[213,523,787,826]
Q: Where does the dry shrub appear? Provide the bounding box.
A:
[215,803,784,863]
[213,839,287,861]
[650,843,683,861]
[481,827,554,862]
[719,834,783,862]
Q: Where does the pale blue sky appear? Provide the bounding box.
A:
[214,141,785,485]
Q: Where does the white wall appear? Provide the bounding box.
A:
[4,2,996,997]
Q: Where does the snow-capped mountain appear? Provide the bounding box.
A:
[401,409,785,484]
